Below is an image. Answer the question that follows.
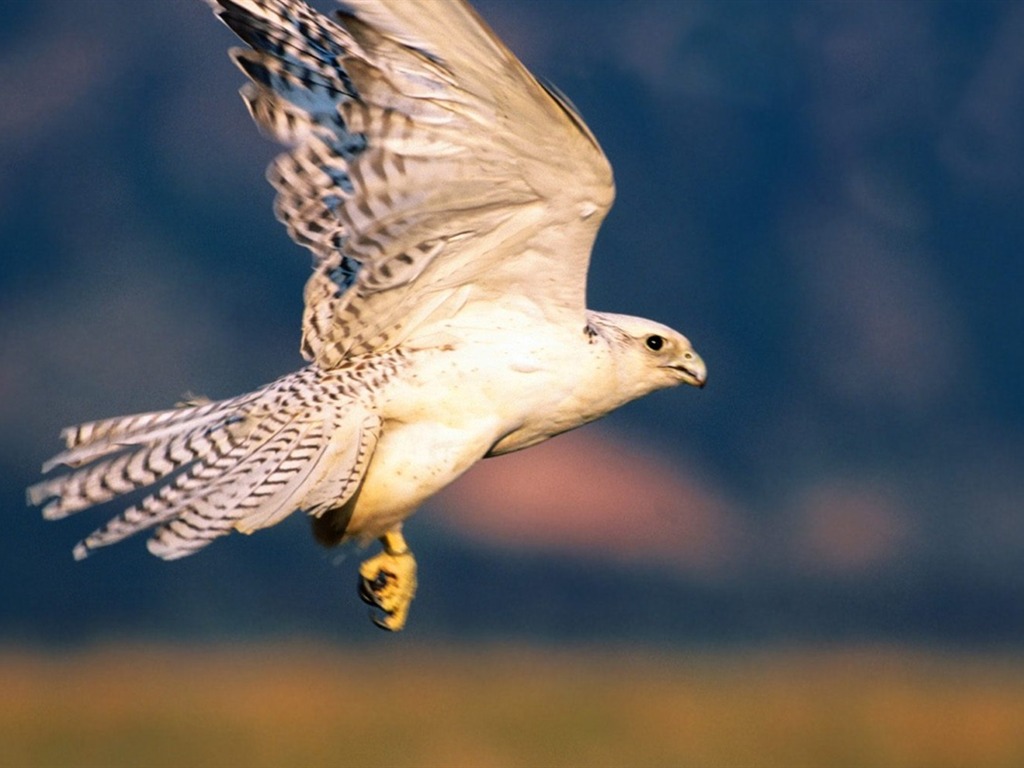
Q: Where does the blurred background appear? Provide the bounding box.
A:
[2,0,1023,765]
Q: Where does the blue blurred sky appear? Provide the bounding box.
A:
[2,0,1022,644]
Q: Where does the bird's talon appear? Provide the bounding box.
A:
[370,610,396,631]
[358,548,417,631]
[358,576,380,607]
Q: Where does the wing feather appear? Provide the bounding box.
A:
[208,0,614,365]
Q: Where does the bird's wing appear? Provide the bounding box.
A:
[210,0,614,366]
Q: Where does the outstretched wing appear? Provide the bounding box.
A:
[209,0,614,367]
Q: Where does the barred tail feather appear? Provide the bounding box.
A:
[28,394,255,520]
[146,417,328,559]
[29,367,378,561]
[42,392,261,473]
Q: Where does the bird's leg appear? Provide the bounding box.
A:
[358,527,418,631]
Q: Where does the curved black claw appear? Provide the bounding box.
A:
[358,576,378,607]
[358,570,392,607]
[358,570,399,629]
[368,610,395,631]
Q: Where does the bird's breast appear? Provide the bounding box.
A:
[341,326,617,537]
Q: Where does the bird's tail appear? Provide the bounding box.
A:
[28,367,380,561]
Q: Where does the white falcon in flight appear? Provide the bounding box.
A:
[29,0,707,630]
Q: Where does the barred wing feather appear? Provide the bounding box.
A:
[212,0,615,366]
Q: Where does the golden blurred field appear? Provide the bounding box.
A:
[3,643,1023,768]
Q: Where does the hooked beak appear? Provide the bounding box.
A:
[668,351,707,389]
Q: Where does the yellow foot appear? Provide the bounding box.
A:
[358,530,417,631]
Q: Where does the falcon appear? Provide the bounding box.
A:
[28,0,707,630]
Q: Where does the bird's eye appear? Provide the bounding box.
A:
[645,335,665,351]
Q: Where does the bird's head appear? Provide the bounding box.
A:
[588,311,707,394]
